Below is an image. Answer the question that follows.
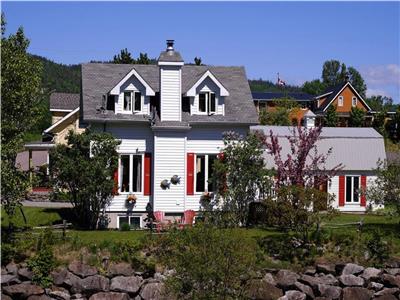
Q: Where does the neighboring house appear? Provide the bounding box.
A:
[252,92,314,112]
[313,81,372,126]
[251,122,386,212]
[44,92,83,144]
[81,40,259,228]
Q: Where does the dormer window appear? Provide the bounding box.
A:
[199,92,216,115]
[123,91,142,113]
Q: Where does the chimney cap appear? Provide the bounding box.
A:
[166,40,174,51]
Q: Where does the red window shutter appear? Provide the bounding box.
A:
[338,176,345,207]
[144,153,152,196]
[360,175,367,207]
[187,153,194,195]
[112,168,119,196]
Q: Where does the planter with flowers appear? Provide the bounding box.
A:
[125,193,137,209]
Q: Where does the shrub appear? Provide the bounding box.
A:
[27,247,55,287]
[120,223,131,231]
[366,230,391,265]
[152,225,258,299]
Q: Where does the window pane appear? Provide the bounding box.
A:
[353,177,359,202]
[208,155,217,191]
[132,155,142,192]
[345,176,352,202]
[121,155,130,192]
[134,92,141,111]
[199,93,206,112]
[107,95,115,111]
[196,155,205,192]
[124,92,131,111]
[209,93,216,113]
[119,216,129,229]
[129,217,141,229]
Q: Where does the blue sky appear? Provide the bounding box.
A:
[3,1,400,101]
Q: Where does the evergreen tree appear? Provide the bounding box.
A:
[113,48,135,64]
[194,57,202,66]
[325,105,338,127]
[349,107,365,127]
[302,79,325,95]
[136,52,150,64]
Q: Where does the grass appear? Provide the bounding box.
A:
[1,207,68,228]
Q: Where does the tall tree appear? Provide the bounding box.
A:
[113,48,135,64]
[325,105,339,127]
[349,107,365,127]
[194,57,202,66]
[366,95,394,112]
[1,14,43,220]
[136,52,150,64]
[50,130,120,229]
[302,79,325,96]
[322,60,347,87]
[348,67,367,99]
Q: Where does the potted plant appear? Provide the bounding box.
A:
[125,193,137,208]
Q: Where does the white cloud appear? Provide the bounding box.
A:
[366,88,391,98]
[360,64,400,86]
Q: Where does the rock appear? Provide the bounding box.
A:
[27,295,52,300]
[304,267,316,275]
[316,264,336,275]
[48,286,71,300]
[1,294,12,300]
[375,295,398,300]
[81,275,110,294]
[338,274,365,287]
[63,271,84,293]
[368,281,384,291]
[68,261,98,278]
[263,273,277,285]
[88,292,129,300]
[374,287,400,297]
[276,270,300,290]
[244,279,283,300]
[140,282,168,300]
[2,267,8,275]
[299,274,338,290]
[18,268,34,281]
[3,283,44,299]
[279,290,306,300]
[154,272,166,282]
[385,268,400,276]
[71,293,86,300]
[382,274,400,288]
[1,274,20,285]
[107,263,133,277]
[51,267,69,286]
[342,287,373,300]
[361,267,382,281]
[317,284,342,300]
[110,276,143,294]
[341,263,364,275]
[6,262,19,275]
[294,281,314,299]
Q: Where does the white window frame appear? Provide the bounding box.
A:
[194,154,217,193]
[338,96,344,107]
[118,153,144,194]
[122,91,143,113]
[117,215,143,229]
[198,92,216,115]
[345,175,360,203]
[352,96,357,107]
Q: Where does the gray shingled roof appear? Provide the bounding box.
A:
[158,50,184,62]
[250,126,386,171]
[81,63,258,125]
[50,92,80,110]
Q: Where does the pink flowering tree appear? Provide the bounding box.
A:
[263,125,343,234]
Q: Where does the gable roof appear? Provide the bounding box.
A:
[185,70,229,97]
[315,82,371,112]
[44,107,80,134]
[50,92,80,111]
[81,63,258,125]
[252,92,314,102]
[109,68,156,96]
[250,125,386,171]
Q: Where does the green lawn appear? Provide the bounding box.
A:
[1,207,68,228]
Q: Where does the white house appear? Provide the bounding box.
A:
[81,40,259,228]
[251,123,386,212]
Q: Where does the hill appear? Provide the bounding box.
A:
[248,79,302,93]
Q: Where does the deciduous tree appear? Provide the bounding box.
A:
[349,107,365,127]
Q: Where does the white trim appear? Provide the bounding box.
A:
[322,82,371,112]
[43,107,80,134]
[185,70,229,97]
[50,108,74,112]
[157,61,184,66]
[345,175,360,203]
[117,215,143,229]
[314,91,333,100]
[110,68,155,96]
[118,153,144,195]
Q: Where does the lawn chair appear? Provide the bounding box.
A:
[153,211,166,233]
[179,210,195,229]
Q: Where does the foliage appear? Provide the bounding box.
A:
[366,230,391,265]
[50,130,120,229]
[385,108,400,142]
[210,132,273,226]
[249,78,302,93]
[259,98,298,126]
[302,79,325,96]
[347,67,367,99]
[136,52,150,64]
[372,111,387,136]
[113,48,135,64]
[366,95,396,112]
[120,222,131,231]
[153,225,258,300]
[27,247,55,287]
[322,60,348,88]
[349,107,365,127]
[367,159,400,215]
[194,57,202,65]
[325,104,338,127]
[1,15,43,220]
[264,126,342,235]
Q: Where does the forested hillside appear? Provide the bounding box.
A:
[248,79,302,93]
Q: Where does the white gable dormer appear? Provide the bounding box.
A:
[185,70,229,116]
[110,68,155,115]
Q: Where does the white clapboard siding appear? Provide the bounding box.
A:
[107,195,150,212]
[105,124,154,153]
[115,75,150,115]
[160,66,181,121]
[153,132,186,212]
[328,175,339,208]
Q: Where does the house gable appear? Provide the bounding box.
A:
[109,68,156,97]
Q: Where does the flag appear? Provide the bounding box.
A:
[277,73,286,86]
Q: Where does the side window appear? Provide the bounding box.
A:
[338,96,344,107]
[198,92,216,115]
[124,92,132,111]
[120,155,130,192]
[119,154,142,193]
[352,97,357,107]
[134,92,142,112]
[195,154,217,192]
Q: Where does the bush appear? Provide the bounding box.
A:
[27,247,55,287]
[152,225,258,299]
[120,223,131,231]
[366,230,391,265]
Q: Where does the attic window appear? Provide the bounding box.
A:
[123,91,142,113]
[352,97,357,107]
[338,96,344,107]
[199,92,216,115]
[106,95,115,111]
